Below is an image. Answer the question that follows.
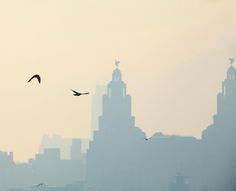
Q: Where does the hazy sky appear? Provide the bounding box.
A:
[0,0,235,162]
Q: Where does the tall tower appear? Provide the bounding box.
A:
[99,61,135,132]
[202,58,236,140]
[87,61,145,191]
[200,58,236,191]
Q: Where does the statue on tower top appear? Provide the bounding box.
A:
[229,57,234,66]
[115,59,120,68]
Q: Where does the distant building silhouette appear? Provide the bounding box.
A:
[0,147,86,191]
[28,148,85,187]
[0,151,15,191]
[200,61,236,191]
[35,148,61,162]
[91,84,106,139]
[2,58,236,191]
[202,61,236,142]
[87,62,146,191]
[39,135,89,160]
[86,59,236,191]
[0,151,14,164]
[39,135,71,160]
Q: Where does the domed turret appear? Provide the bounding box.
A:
[107,60,126,98]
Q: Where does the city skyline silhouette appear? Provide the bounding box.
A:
[0,1,235,191]
[0,59,235,191]
[0,0,235,162]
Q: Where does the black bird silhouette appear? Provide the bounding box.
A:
[36,183,44,187]
[71,89,89,96]
[28,74,41,84]
[145,135,154,141]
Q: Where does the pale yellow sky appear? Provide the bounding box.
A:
[0,0,235,162]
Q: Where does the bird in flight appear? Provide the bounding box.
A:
[36,183,44,187]
[145,137,151,141]
[71,89,89,96]
[145,134,155,141]
[28,74,41,84]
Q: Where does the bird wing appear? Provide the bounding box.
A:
[83,92,89,95]
[71,89,79,94]
[36,75,41,83]
[27,76,34,83]
[28,74,41,83]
